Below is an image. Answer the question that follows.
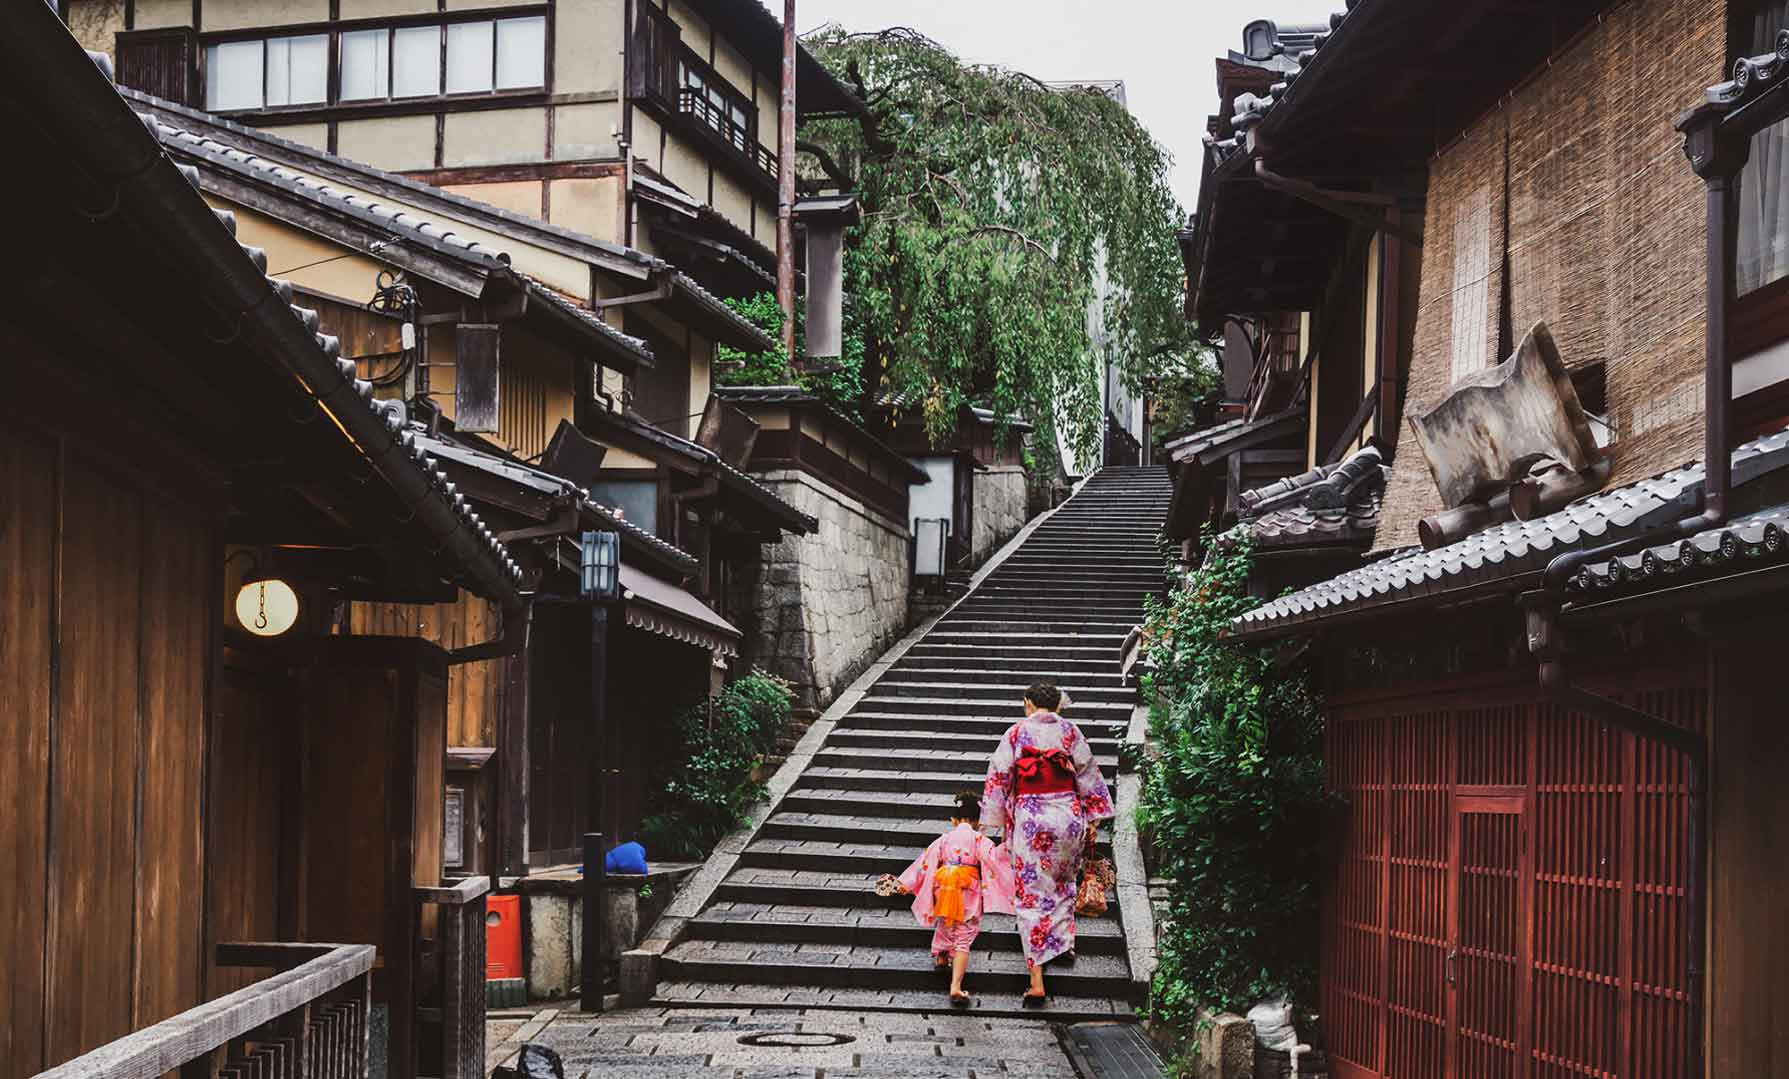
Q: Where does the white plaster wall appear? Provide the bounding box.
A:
[908,456,954,533]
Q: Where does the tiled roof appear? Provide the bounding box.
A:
[413,430,699,575]
[1230,427,1789,637]
[1170,409,1304,466]
[1569,504,1789,597]
[518,275,654,368]
[716,385,931,484]
[1165,416,1250,462]
[583,407,818,534]
[1206,7,1355,163]
[1225,445,1387,550]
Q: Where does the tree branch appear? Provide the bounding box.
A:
[796,139,854,190]
[966,225,1054,262]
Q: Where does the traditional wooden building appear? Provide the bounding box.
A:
[1198,3,1789,1077]
[7,9,523,1079]
[875,396,1034,575]
[62,0,864,301]
[126,95,816,878]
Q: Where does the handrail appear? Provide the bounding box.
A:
[416,875,491,906]
[32,943,373,1079]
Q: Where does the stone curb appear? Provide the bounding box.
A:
[1113,703,1158,1001]
[629,479,1089,997]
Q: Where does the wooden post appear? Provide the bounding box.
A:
[580,832,605,1013]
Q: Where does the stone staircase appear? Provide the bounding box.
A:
[656,465,1174,1018]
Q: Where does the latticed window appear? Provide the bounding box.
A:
[1738,2,1789,296]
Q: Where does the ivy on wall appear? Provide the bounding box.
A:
[1137,533,1335,1028]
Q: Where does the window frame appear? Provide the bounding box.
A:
[1729,0,1789,429]
[193,6,551,117]
[204,32,329,113]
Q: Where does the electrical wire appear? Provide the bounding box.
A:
[365,270,420,388]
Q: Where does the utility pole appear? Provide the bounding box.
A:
[777,0,798,370]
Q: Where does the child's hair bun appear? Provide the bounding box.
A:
[954,789,982,821]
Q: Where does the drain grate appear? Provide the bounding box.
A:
[1064,1022,1166,1079]
[736,1031,857,1048]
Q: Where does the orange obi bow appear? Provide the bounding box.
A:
[933,864,979,923]
[1015,747,1075,794]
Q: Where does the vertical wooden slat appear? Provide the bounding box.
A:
[0,427,54,1079]
[48,455,142,1064]
[134,500,210,1028]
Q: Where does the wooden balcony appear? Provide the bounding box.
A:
[31,943,375,1079]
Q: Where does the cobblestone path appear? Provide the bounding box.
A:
[655,466,1173,1020]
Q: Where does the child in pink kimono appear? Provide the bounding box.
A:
[884,791,1015,1006]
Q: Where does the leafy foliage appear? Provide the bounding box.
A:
[1148,346,1223,451]
[639,671,794,860]
[715,291,867,420]
[801,27,1194,457]
[1136,533,1334,1026]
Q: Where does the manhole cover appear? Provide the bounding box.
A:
[736,1032,857,1048]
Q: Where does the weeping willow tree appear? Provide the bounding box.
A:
[798,27,1199,464]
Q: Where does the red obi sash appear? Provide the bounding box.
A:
[1015,746,1076,795]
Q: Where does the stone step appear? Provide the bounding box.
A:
[933,619,1138,635]
[846,695,1132,720]
[797,762,1116,798]
[903,641,1121,662]
[659,940,1136,998]
[890,654,1124,673]
[824,728,1120,760]
[759,813,1118,857]
[776,786,1122,823]
[833,713,1128,743]
[946,605,1145,622]
[649,979,1137,1020]
[867,680,1135,704]
[876,667,1131,688]
[688,900,1127,956]
[811,742,1120,773]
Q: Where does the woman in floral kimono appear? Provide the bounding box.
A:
[980,681,1114,1004]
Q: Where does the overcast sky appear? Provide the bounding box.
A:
[789,0,1341,216]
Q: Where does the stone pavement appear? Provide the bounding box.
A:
[511,1004,1101,1079]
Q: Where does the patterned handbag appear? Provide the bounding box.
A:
[1075,870,1109,916]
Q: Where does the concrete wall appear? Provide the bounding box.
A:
[970,465,1029,567]
[730,468,911,713]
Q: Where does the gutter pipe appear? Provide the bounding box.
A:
[8,7,524,612]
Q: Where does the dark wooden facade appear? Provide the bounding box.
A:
[1323,668,1699,1079]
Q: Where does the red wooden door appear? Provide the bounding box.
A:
[1451,795,1526,1078]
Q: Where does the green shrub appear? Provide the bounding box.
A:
[1137,531,1334,1030]
[639,670,794,860]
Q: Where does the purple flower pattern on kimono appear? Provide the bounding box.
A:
[979,711,1115,967]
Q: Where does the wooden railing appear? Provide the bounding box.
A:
[32,943,374,1079]
[416,877,489,1079]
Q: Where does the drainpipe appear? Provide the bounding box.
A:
[1521,102,1748,1079]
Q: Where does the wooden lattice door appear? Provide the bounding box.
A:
[1451,795,1525,1078]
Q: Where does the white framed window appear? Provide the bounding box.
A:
[445,20,494,94]
[339,28,389,101]
[392,25,442,98]
[205,34,325,110]
[495,16,546,90]
[205,39,263,111]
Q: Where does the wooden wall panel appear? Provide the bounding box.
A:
[207,658,286,997]
[133,498,209,1025]
[0,427,55,1079]
[348,592,502,747]
[47,455,142,1065]
[304,666,396,952]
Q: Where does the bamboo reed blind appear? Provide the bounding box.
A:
[1375,0,1723,551]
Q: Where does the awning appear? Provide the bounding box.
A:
[620,563,741,657]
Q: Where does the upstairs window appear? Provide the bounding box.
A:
[206,34,326,111]
[336,17,543,102]
[675,51,762,164]
[1739,1,1789,295]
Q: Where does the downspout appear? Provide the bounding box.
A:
[1521,103,1746,1079]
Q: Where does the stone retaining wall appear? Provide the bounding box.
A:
[971,465,1030,566]
[728,468,912,712]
